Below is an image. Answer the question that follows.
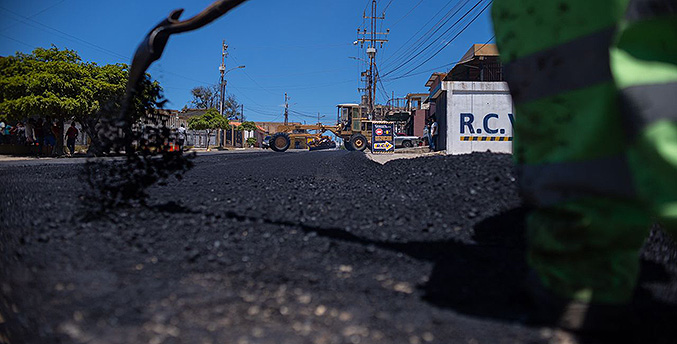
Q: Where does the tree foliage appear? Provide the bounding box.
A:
[0,46,164,154]
[187,108,229,149]
[189,85,241,120]
[222,94,241,121]
[235,120,258,132]
[189,85,219,110]
[0,46,97,121]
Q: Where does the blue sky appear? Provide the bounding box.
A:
[0,0,495,124]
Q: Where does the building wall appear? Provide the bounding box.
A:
[443,81,515,154]
[434,92,448,151]
[413,109,426,137]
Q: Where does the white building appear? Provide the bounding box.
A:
[426,44,515,155]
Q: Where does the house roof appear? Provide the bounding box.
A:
[179,109,208,118]
[230,121,267,133]
[406,93,429,100]
[457,44,499,64]
[425,73,446,87]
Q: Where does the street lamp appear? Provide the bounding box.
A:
[218,65,245,148]
[219,65,245,115]
[226,65,245,74]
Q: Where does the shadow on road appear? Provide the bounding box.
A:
[221,205,677,343]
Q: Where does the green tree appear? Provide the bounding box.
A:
[189,85,219,109]
[187,108,229,150]
[0,46,95,154]
[235,120,257,132]
[222,94,241,121]
[0,46,163,155]
[77,63,163,155]
[246,137,257,147]
[188,85,241,120]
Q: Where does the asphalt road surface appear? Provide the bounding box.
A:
[1,151,676,344]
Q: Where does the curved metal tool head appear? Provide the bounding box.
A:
[124,0,249,115]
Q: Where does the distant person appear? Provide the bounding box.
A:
[430,117,438,152]
[65,122,79,157]
[51,121,61,155]
[24,119,38,156]
[44,120,56,156]
[423,120,431,147]
[3,122,13,144]
[24,119,35,145]
[176,124,186,150]
[34,118,45,156]
[12,122,25,144]
[0,122,11,144]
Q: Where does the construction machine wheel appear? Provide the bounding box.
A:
[344,140,355,151]
[350,133,368,151]
[270,133,291,152]
[402,140,413,148]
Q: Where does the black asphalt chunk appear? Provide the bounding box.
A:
[1,151,675,343]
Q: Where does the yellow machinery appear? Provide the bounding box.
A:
[269,104,373,152]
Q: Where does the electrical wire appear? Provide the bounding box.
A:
[381,0,463,67]
[382,35,494,82]
[0,0,65,32]
[382,0,395,13]
[389,0,424,28]
[381,0,484,78]
[229,53,276,95]
[384,1,492,80]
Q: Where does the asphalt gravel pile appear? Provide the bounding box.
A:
[1,151,675,344]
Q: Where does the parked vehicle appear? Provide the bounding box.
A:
[262,135,271,149]
[394,133,420,148]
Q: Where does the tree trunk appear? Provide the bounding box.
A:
[81,120,99,156]
[54,118,66,156]
[80,116,107,156]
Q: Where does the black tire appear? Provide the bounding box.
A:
[270,133,291,152]
[344,140,355,151]
[402,140,413,148]
[350,133,368,151]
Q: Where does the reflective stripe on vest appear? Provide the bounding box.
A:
[519,155,637,207]
[620,82,677,138]
[504,28,616,104]
[625,0,677,21]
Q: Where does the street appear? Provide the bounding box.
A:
[1,151,676,344]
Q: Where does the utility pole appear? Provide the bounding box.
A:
[284,93,289,125]
[357,0,389,118]
[218,40,228,147]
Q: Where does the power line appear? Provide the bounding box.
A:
[0,0,65,32]
[229,53,276,95]
[381,0,462,67]
[389,0,424,28]
[382,0,395,13]
[383,0,476,76]
[381,0,482,78]
[0,32,36,49]
[385,1,492,80]
[0,5,129,61]
[381,35,494,82]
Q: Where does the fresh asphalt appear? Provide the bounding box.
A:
[1,150,675,343]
